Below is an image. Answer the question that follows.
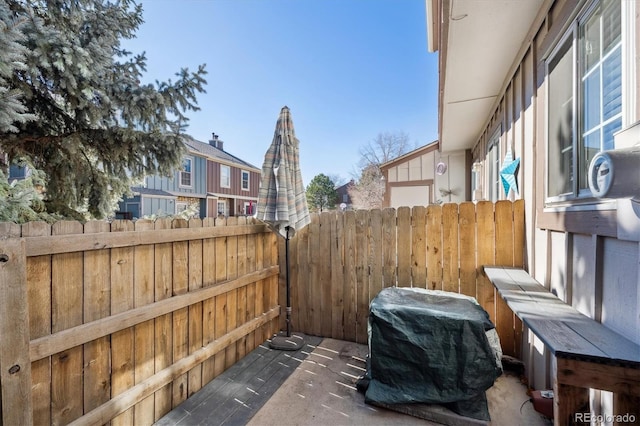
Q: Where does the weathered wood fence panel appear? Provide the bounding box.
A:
[286,200,525,356]
[0,218,277,426]
[0,200,524,424]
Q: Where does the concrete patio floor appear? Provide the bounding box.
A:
[156,335,552,426]
[248,337,551,426]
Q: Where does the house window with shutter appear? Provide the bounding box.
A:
[546,0,622,201]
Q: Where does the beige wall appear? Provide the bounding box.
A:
[387,150,435,183]
[434,150,467,203]
[384,147,469,207]
[389,185,430,209]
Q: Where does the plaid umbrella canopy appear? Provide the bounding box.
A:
[257,106,310,237]
[256,106,310,348]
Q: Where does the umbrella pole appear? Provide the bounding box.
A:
[285,227,292,337]
[269,226,304,351]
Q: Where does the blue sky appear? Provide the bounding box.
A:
[124,0,439,186]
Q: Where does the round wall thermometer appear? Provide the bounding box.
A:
[436,162,447,175]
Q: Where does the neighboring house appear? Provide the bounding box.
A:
[8,163,29,180]
[119,133,260,219]
[194,134,260,218]
[335,179,354,210]
[427,0,638,410]
[380,140,469,208]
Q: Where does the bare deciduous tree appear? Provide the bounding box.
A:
[348,164,385,209]
[350,131,413,209]
[358,131,412,169]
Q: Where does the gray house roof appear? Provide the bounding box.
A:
[130,187,175,197]
[183,135,260,171]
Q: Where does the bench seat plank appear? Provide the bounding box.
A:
[483,266,640,367]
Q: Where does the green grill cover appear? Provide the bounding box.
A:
[358,287,502,421]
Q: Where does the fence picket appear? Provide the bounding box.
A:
[355,210,369,344]
[411,206,427,288]
[236,216,248,360]
[458,202,477,298]
[331,211,345,339]
[382,208,397,288]
[266,230,279,338]
[133,219,156,424]
[110,220,135,426]
[442,203,460,293]
[369,209,384,299]
[319,212,333,337]
[308,214,321,336]
[83,221,112,414]
[426,205,443,291]
[214,217,228,378]
[202,217,217,383]
[51,221,84,425]
[396,207,411,286]
[476,202,496,323]
[171,219,189,406]
[0,230,32,426]
[154,218,173,420]
[188,218,204,396]
[23,221,52,426]
[343,211,357,342]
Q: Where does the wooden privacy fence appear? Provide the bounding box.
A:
[0,217,279,426]
[284,200,525,358]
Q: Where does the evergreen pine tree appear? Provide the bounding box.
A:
[0,0,207,219]
[306,174,338,212]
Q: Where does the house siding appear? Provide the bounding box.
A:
[463,0,640,398]
[382,142,470,207]
[146,155,207,196]
[206,161,259,198]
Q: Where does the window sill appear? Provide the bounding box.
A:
[538,199,618,237]
[543,198,617,213]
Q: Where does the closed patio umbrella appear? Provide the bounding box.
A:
[256,106,310,350]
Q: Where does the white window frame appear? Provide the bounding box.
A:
[544,0,627,206]
[179,157,193,189]
[217,200,227,216]
[241,170,250,191]
[220,164,231,188]
[176,201,189,214]
[486,128,501,202]
[471,161,483,202]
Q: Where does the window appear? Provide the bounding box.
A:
[217,200,227,216]
[547,0,622,200]
[487,129,501,202]
[471,162,483,201]
[243,202,253,215]
[241,170,250,191]
[9,164,29,180]
[176,202,188,214]
[220,165,230,188]
[180,158,192,188]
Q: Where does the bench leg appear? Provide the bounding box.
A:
[553,358,589,425]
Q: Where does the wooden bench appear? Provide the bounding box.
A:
[483,266,640,426]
